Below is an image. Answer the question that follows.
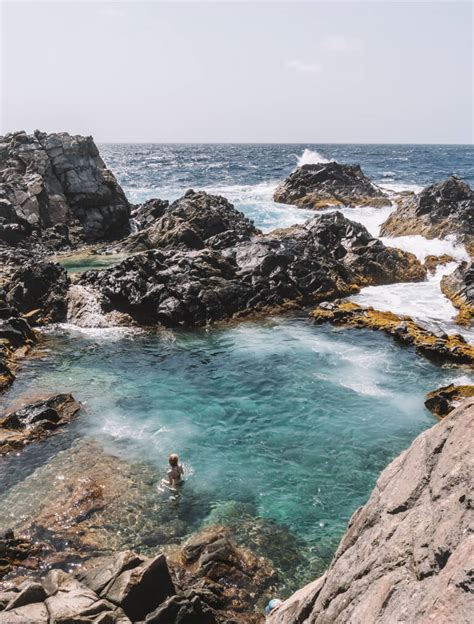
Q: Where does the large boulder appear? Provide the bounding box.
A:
[3,259,70,324]
[78,211,424,327]
[380,176,474,256]
[273,162,390,209]
[268,399,474,624]
[0,130,130,245]
[0,393,81,456]
[441,261,474,326]
[123,190,260,253]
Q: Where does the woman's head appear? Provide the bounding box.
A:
[169,453,179,467]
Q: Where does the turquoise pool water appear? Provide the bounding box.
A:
[1,316,469,588]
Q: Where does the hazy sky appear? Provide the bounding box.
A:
[1,1,472,143]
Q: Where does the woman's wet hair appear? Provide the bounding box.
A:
[169,453,179,466]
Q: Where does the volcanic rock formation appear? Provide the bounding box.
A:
[273,162,390,209]
[380,176,474,256]
[0,131,130,247]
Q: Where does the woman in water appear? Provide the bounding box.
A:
[167,453,184,486]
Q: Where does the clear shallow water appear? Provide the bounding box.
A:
[1,317,471,587]
[1,143,473,591]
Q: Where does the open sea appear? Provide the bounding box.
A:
[1,143,473,592]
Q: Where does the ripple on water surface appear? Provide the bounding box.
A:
[0,317,470,589]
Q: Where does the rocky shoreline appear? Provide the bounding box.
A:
[1,131,473,622]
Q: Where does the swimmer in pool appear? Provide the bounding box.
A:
[167,453,184,486]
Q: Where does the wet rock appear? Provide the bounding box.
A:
[145,594,216,623]
[425,383,474,417]
[0,530,39,581]
[268,399,474,624]
[167,526,276,621]
[79,212,424,327]
[423,253,454,274]
[122,190,260,253]
[310,301,474,367]
[0,394,81,456]
[380,176,474,256]
[0,298,35,395]
[441,261,474,326]
[273,162,390,209]
[3,259,70,325]
[0,130,130,246]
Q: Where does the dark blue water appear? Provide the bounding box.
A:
[98,143,473,233]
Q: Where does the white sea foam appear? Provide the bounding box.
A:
[296,148,332,167]
[378,181,424,194]
[380,234,469,263]
[320,204,396,238]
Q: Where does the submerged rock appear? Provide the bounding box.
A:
[425,383,474,417]
[123,190,260,253]
[0,527,274,623]
[273,162,390,209]
[0,130,130,247]
[310,301,474,367]
[0,394,81,455]
[380,176,474,256]
[268,399,474,623]
[78,212,424,327]
[440,261,474,326]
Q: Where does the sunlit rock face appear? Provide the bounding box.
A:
[0,130,130,246]
[268,399,474,624]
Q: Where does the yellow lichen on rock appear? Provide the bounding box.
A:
[425,384,474,417]
[310,301,474,367]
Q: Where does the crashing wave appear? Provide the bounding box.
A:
[296,148,332,167]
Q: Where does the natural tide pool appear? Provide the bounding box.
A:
[0,316,471,590]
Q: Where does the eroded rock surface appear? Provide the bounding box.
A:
[2,259,70,325]
[0,298,35,394]
[380,176,474,256]
[78,211,425,327]
[425,383,474,417]
[124,190,260,253]
[310,301,474,367]
[0,131,130,246]
[0,394,81,456]
[441,261,474,326]
[268,399,474,624]
[0,528,274,623]
[273,162,390,209]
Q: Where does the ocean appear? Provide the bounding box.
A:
[1,143,472,592]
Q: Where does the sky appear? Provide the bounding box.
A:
[0,1,472,143]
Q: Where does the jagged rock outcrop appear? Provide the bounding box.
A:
[0,394,81,456]
[2,259,70,325]
[380,176,474,256]
[441,261,474,326]
[425,384,474,417]
[310,301,474,367]
[122,190,261,253]
[130,198,170,231]
[0,298,36,394]
[273,162,390,209]
[0,527,274,623]
[78,212,425,327]
[268,399,474,624]
[0,131,130,246]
